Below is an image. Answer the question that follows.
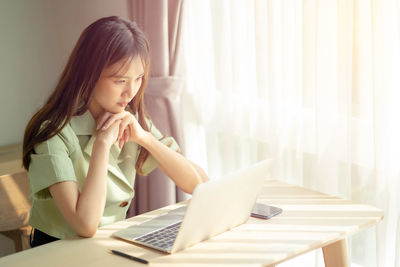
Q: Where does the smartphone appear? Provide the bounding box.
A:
[251,203,282,219]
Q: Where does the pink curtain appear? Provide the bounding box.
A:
[126,0,186,217]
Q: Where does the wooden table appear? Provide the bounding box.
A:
[0,180,383,266]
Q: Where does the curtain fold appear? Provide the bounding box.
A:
[127,0,186,217]
[181,0,399,266]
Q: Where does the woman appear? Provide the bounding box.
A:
[22,16,208,247]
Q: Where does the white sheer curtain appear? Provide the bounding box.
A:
[180,0,400,266]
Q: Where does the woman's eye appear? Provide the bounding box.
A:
[136,76,143,82]
[115,80,126,84]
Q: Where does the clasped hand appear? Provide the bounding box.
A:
[95,111,146,148]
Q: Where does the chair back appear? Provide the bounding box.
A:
[0,171,31,232]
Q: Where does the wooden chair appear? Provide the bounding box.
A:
[0,171,32,251]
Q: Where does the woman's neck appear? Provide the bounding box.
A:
[88,102,104,120]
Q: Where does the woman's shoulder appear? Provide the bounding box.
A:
[57,123,79,147]
[34,121,79,155]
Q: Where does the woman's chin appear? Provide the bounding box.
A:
[107,106,125,114]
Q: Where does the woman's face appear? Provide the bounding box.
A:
[89,56,144,119]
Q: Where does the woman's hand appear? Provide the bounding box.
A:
[95,118,122,148]
[95,112,209,194]
[96,111,147,148]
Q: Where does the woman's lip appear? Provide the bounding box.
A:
[118,102,128,107]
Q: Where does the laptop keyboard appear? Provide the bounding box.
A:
[135,221,182,250]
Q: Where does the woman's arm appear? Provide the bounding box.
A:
[100,111,209,194]
[139,132,209,194]
[49,120,121,237]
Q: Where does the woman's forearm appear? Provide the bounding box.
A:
[75,139,109,236]
[140,132,209,194]
[49,139,110,238]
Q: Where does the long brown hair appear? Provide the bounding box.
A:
[23,16,152,175]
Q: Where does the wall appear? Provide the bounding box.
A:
[0,0,129,146]
[0,0,129,257]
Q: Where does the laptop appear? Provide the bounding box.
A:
[112,159,272,253]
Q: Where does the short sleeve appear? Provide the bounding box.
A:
[139,118,180,176]
[29,130,77,197]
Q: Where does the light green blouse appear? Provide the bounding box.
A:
[28,110,179,239]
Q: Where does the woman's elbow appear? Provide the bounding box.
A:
[201,174,209,183]
[196,170,209,185]
[186,175,209,194]
[192,163,209,184]
[77,229,97,238]
[75,222,98,238]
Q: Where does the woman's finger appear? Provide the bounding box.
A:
[96,112,112,130]
[124,128,130,143]
[125,128,128,143]
[120,129,129,148]
[118,118,126,141]
[119,129,127,148]
[118,116,131,140]
[98,118,122,145]
[100,112,126,131]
